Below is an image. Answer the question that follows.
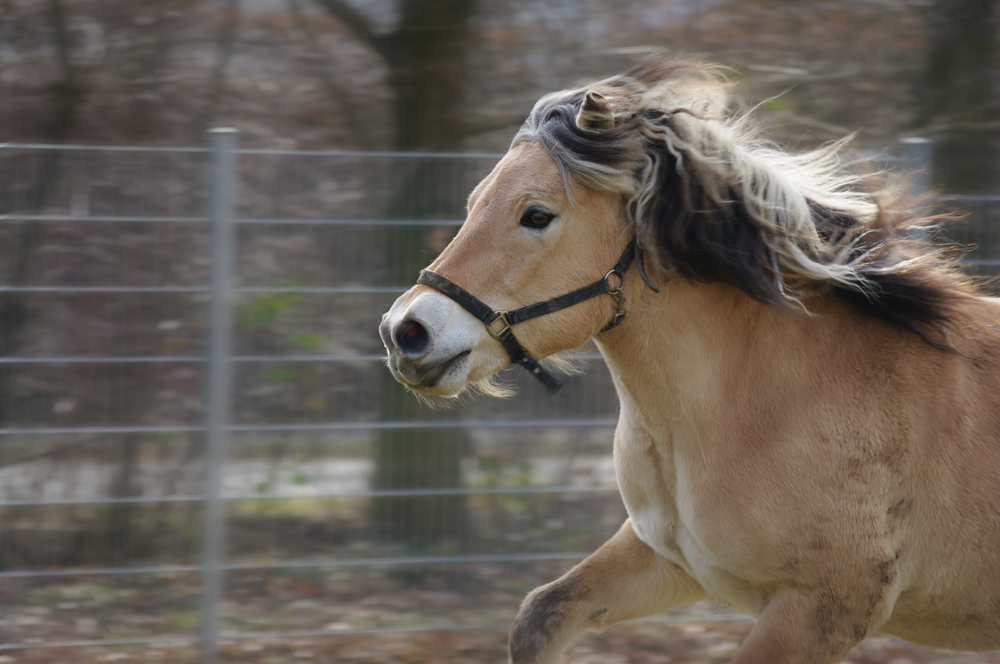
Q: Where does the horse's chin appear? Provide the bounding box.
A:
[404,384,467,409]
[404,372,468,399]
[390,353,515,407]
[388,356,469,397]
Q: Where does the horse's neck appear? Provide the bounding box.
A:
[594,280,793,429]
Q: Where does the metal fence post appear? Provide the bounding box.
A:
[901,137,934,243]
[901,137,934,197]
[201,128,239,662]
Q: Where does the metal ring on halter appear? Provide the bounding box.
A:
[604,269,625,296]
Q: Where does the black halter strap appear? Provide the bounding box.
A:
[416,239,638,394]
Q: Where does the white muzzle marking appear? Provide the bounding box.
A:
[380,288,498,396]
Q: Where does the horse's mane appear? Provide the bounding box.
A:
[512,58,986,350]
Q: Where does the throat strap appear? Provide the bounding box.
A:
[416,240,637,393]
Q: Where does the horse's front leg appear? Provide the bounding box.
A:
[508,519,706,664]
[731,581,897,664]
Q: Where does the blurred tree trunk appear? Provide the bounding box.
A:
[0,0,88,427]
[0,1,177,558]
[313,0,477,547]
[915,0,1000,193]
[199,0,242,131]
[312,0,475,150]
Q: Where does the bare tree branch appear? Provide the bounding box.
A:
[45,0,88,139]
[200,0,241,131]
[286,0,376,148]
[310,0,392,62]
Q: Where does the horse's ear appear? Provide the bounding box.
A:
[576,91,615,132]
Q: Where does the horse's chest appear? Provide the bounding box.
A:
[613,424,740,578]
[614,424,809,611]
[614,428,687,566]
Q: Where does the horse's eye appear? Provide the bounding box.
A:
[520,208,555,229]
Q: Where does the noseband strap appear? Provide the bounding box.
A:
[416,239,638,394]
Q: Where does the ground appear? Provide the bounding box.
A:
[5,563,1000,663]
[5,621,1000,663]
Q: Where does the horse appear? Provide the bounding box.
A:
[379,59,1000,664]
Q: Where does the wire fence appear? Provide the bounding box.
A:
[0,134,998,659]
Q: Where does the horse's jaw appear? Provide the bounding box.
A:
[380,286,508,398]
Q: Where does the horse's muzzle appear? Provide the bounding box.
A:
[380,290,489,396]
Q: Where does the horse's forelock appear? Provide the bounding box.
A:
[513,90,649,204]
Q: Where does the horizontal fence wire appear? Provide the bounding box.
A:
[0,552,595,579]
[0,485,621,507]
[0,354,390,363]
[0,217,461,228]
[0,143,505,158]
[0,353,604,364]
[0,418,618,435]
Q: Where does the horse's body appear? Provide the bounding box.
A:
[380,60,1000,663]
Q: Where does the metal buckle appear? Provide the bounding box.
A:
[487,311,512,341]
[609,291,627,325]
[605,269,627,326]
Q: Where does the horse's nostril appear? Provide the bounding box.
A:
[394,319,429,356]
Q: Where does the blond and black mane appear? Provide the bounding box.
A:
[513,59,981,348]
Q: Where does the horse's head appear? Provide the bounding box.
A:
[379,134,632,398]
[381,58,921,400]
[377,66,707,399]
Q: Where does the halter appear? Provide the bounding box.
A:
[416,239,639,394]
